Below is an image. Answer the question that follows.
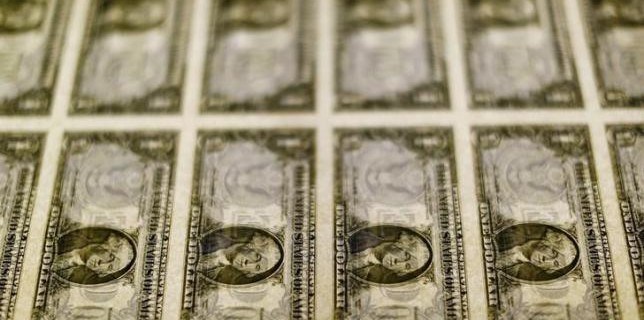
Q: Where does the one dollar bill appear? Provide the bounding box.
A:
[0,134,44,318]
[335,0,449,110]
[0,0,70,115]
[474,126,619,319]
[202,0,315,112]
[463,0,581,108]
[71,0,191,114]
[335,129,468,319]
[583,1,644,107]
[608,125,644,315]
[33,132,176,319]
[182,130,316,319]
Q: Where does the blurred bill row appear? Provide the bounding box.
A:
[1,0,643,115]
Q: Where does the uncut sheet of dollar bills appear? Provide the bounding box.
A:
[1,0,644,319]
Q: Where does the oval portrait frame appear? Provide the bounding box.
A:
[53,227,137,286]
[347,224,433,286]
[199,226,285,287]
[494,223,581,284]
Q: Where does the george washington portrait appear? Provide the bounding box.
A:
[495,223,579,282]
[52,227,136,285]
[199,227,284,285]
[348,225,432,284]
